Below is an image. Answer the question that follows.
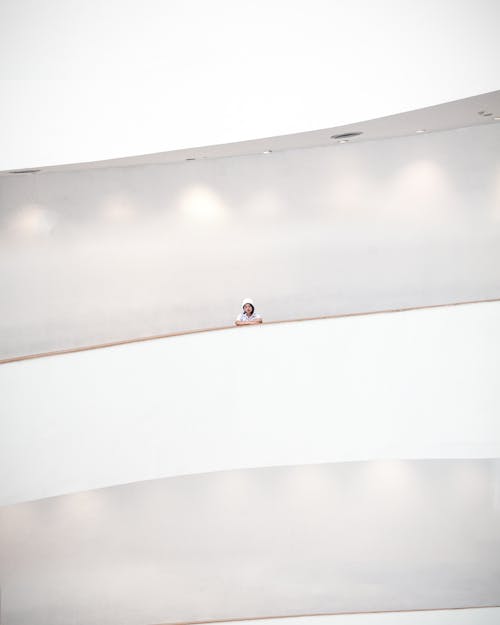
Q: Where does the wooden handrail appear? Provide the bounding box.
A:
[151,604,500,625]
[1,295,499,366]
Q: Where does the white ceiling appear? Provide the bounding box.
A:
[1,0,499,171]
[3,89,498,175]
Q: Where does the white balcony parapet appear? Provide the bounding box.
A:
[0,299,499,506]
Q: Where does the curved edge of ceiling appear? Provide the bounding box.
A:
[1,86,499,175]
[2,0,500,171]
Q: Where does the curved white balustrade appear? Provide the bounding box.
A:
[0,299,499,506]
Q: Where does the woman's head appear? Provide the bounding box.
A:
[242,298,255,315]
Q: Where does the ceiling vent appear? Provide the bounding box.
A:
[331,132,363,140]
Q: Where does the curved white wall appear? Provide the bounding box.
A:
[2,122,500,359]
[1,300,499,506]
[1,0,500,169]
[1,460,499,625]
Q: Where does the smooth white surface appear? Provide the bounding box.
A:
[0,300,499,506]
[1,0,500,169]
[221,609,500,625]
[1,122,500,359]
[1,460,499,625]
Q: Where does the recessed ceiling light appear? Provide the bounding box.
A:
[331,131,363,140]
[416,129,426,133]
[338,139,349,144]
[263,150,272,154]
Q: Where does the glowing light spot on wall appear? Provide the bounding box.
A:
[102,195,135,221]
[10,203,56,235]
[330,171,370,214]
[285,464,335,500]
[386,159,454,222]
[204,469,260,507]
[364,460,416,492]
[53,488,109,525]
[178,185,226,222]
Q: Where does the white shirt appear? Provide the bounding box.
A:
[235,311,262,323]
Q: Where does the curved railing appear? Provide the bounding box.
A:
[1,295,499,365]
[152,607,500,625]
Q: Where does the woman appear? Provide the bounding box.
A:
[235,298,263,326]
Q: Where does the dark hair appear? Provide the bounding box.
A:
[244,303,255,315]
